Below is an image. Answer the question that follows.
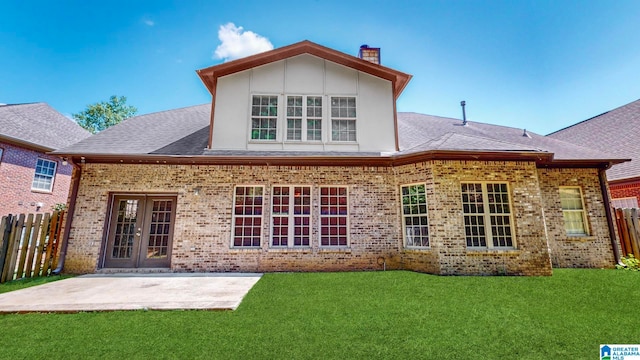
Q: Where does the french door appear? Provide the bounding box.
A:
[104,195,176,268]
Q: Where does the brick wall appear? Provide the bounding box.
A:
[63,161,614,275]
[0,141,72,216]
[537,168,615,268]
[610,181,640,205]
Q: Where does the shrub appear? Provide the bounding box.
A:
[616,254,640,271]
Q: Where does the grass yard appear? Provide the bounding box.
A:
[0,269,638,359]
[0,274,73,294]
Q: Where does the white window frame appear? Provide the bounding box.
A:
[401,183,430,248]
[231,185,264,248]
[285,95,323,142]
[329,96,357,142]
[461,182,516,249]
[250,95,279,142]
[31,158,57,192]
[270,185,312,248]
[319,186,349,247]
[611,197,639,209]
[559,186,590,236]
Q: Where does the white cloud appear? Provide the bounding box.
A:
[144,19,155,26]
[214,23,273,62]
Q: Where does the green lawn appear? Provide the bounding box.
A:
[0,274,73,294]
[0,269,637,359]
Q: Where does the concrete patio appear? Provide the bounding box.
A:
[0,273,262,313]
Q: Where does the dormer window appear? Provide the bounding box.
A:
[251,95,278,140]
[330,97,356,142]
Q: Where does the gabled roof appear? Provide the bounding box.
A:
[196,40,412,100]
[53,105,625,168]
[0,102,91,151]
[547,98,640,181]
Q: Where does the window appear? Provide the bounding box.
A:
[251,95,278,140]
[0,148,3,163]
[560,187,589,236]
[32,158,57,192]
[232,186,264,247]
[286,96,323,141]
[401,184,429,247]
[330,97,356,141]
[611,197,639,209]
[320,186,348,246]
[271,186,312,247]
[461,183,514,248]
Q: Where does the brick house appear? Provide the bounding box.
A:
[548,99,640,208]
[54,41,626,276]
[0,103,90,216]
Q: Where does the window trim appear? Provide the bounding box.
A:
[400,182,430,249]
[285,95,323,142]
[318,186,350,247]
[270,185,312,248]
[461,182,516,249]
[559,186,590,236]
[329,96,357,143]
[231,185,265,248]
[31,158,57,192]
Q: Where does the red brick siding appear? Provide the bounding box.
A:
[610,181,640,205]
[0,141,73,216]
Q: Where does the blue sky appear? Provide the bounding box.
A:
[1,0,639,135]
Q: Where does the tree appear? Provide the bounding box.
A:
[73,95,137,133]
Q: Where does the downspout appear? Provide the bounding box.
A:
[52,159,82,275]
[598,165,621,264]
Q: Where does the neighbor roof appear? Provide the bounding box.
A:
[0,102,91,151]
[54,104,625,168]
[548,98,640,181]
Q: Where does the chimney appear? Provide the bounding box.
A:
[359,44,380,65]
[461,100,468,126]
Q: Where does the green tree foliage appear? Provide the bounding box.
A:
[73,95,137,133]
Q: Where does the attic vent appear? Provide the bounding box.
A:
[359,45,380,65]
[522,129,531,138]
[460,100,468,126]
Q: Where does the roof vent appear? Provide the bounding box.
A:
[460,100,468,126]
[359,44,380,65]
[522,129,531,138]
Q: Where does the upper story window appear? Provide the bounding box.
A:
[32,158,57,192]
[251,95,278,141]
[286,96,322,142]
[461,182,514,248]
[559,187,589,236]
[330,97,356,142]
[401,183,429,248]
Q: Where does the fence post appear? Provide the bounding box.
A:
[0,215,13,281]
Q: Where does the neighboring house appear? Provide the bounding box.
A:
[548,99,640,208]
[0,103,91,216]
[54,41,626,276]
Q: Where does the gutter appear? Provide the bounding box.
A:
[598,166,621,264]
[52,159,82,275]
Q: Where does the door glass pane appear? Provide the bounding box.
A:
[146,200,173,259]
[112,200,139,259]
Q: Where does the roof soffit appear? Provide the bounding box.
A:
[196,40,412,99]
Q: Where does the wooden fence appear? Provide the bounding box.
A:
[614,208,640,259]
[0,211,65,283]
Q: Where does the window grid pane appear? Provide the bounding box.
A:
[320,187,348,246]
[147,200,173,258]
[559,187,588,235]
[306,96,322,141]
[401,184,429,247]
[233,186,263,247]
[331,97,356,142]
[271,186,311,247]
[461,182,513,248]
[32,158,56,191]
[251,95,278,140]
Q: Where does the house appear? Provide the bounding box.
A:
[548,99,640,208]
[0,102,91,216]
[53,41,626,276]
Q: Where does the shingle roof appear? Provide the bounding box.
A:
[547,99,640,181]
[54,104,622,166]
[0,102,91,150]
